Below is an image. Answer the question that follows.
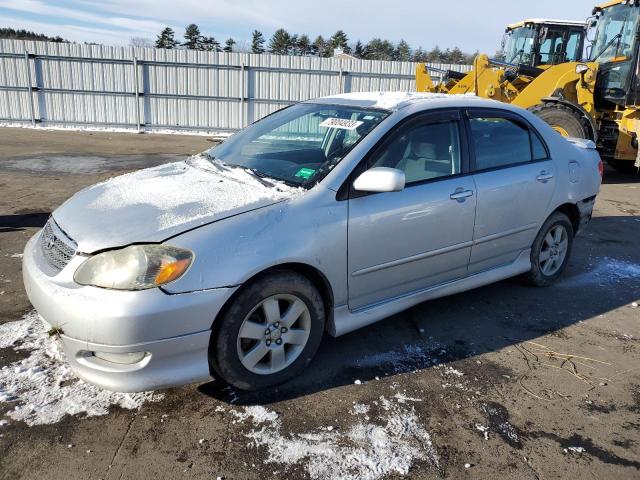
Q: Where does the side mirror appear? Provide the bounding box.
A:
[353,167,405,193]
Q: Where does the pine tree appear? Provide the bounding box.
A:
[269,28,291,55]
[289,34,299,55]
[354,40,365,58]
[365,38,395,60]
[441,48,453,63]
[313,35,328,57]
[449,47,465,64]
[297,34,311,56]
[223,37,236,52]
[427,45,443,63]
[201,36,221,52]
[329,30,350,55]
[251,30,265,54]
[413,47,428,62]
[155,27,178,49]
[183,24,202,49]
[395,40,412,61]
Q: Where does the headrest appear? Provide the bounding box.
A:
[409,131,436,159]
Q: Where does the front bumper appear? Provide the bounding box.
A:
[22,232,238,392]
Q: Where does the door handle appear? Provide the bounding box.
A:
[536,171,554,183]
[450,189,474,202]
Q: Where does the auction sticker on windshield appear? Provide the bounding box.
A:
[294,167,316,179]
[320,118,364,130]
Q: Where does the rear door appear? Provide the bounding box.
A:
[466,109,556,274]
[347,110,477,310]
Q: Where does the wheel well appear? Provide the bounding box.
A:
[554,203,580,235]
[211,263,335,335]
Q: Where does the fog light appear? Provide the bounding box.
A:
[93,351,147,365]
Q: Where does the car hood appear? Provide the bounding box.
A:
[53,155,303,253]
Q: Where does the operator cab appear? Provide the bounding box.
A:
[591,1,640,108]
[503,19,587,67]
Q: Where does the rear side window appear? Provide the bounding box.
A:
[469,115,548,170]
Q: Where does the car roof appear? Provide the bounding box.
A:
[306,91,509,113]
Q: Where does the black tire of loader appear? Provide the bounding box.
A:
[530,103,592,139]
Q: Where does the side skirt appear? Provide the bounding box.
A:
[329,249,531,337]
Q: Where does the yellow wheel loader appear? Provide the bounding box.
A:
[416,1,640,172]
[420,19,587,94]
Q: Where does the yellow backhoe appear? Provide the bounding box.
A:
[416,1,640,172]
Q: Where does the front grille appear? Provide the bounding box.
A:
[40,219,77,272]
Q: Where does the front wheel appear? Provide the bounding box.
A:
[525,212,574,287]
[209,270,325,391]
[530,103,591,139]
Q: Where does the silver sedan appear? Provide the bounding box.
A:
[22,92,602,392]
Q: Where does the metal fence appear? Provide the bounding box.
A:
[0,39,472,133]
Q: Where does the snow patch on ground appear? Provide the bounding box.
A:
[234,395,439,480]
[0,312,163,426]
[356,342,440,374]
[565,446,586,454]
[0,121,234,138]
[443,366,464,377]
[563,257,640,286]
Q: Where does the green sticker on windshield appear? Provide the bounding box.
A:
[295,167,316,179]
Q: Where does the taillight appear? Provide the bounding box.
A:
[598,160,604,178]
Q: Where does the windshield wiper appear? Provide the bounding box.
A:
[243,167,277,188]
[202,153,276,188]
[593,31,623,62]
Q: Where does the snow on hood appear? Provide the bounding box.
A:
[53,155,303,252]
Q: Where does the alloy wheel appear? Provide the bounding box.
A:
[539,225,569,276]
[236,294,311,375]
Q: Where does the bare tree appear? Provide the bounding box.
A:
[129,37,154,48]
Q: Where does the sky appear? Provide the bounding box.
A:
[0,0,594,53]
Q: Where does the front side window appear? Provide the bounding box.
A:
[369,119,461,184]
[565,30,584,63]
[538,28,569,65]
[207,103,388,187]
[470,115,546,170]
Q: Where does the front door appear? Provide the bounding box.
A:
[347,110,477,310]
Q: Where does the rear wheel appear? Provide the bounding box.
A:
[530,103,591,139]
[525,212,574,287]
[209,270,325,391]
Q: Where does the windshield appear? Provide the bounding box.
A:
[504,27,536,64]
[206,103,388,188]
[590,4,640,63]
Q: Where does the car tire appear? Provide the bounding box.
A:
[209,270,325,391]
[525,212,574,287]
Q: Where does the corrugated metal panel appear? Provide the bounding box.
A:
[0,39,471,131]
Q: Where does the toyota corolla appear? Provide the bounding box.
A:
[22,92,602,392]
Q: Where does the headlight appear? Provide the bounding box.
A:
[74,244,193,290]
